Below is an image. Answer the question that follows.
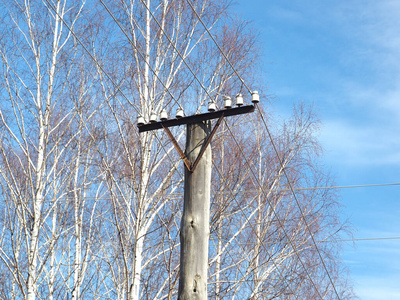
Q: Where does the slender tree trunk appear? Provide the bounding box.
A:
[27,133,46,300]
[128,1,152,296]
[130,232,144,300]
[48,203,58,300]
[215,217,223,300]
[215,128,225,300]
[27,102,48,300]
[72,145,82,300]
[252,148,263,298]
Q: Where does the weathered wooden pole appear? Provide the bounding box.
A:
[178,121,212,300]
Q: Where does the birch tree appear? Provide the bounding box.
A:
[207,105,354,299]
[0,0,104,298]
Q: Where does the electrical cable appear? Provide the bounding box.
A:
[99,2,301,295]
[43,0,186,188]
[177,1,339,297]
[256,105,341,298]
[137,0,218,106]
[321,236,400,243]
[1,3,326,299]
[183,1,342,297]
[231,236,400,246]
[37,2,387,299]
[126,2,305,296]
[101,2,379,297]
[289,182,400,191]
[211,157,300,299]
[185,0,253,95]
[42,0,141,116]
[3,181,398,204]
[222,120,325,299]
[99,0,185,114]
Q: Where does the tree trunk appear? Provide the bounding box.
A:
[179,121,212,300]
[130,229,144,300]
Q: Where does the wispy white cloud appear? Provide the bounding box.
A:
[356,285,400,300]
[335,1,400,97]
[343,238,400,299]
[319,119,400,166]
[311,0,400,168]
[242,1,400,298]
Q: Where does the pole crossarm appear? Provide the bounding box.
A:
[138,105,255,133]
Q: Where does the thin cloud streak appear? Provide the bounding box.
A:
[320,120,400,166]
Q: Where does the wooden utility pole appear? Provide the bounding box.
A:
[138,104,255,299]
[179,121,212,299]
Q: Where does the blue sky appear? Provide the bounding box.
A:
[236,1,400,299]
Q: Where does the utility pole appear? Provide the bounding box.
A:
[179,121,212,299]
[138,93,258,299]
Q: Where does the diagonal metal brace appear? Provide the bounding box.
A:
[162,115,225,173]
[190,114,224,172]
[162,125,192,171]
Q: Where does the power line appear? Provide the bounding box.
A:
[184,0,252,95]
[2,2,307,298]
[2,181,398,204]
[45,2,345,297]
[292,182,400,191]
[183,1,343,297]
[98,0,184,114]
[257,87,341,300]
[100,2,302,295]
[38,2,361,298]
[222,120,326,299]
[137,0,219,106]
[320,236,400,243]
[181,1,340,297]
[211,159,300,299]
[125,2,317,296]
[43,0,141,116]
[43,0,187,190]
[232,236,400,246]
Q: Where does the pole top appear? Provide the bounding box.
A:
[138,105,255,133]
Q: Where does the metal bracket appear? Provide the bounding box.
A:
[162,125,192,172]
[162,115,224,173]
[190,114,224,172]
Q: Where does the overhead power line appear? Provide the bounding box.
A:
[127,2,299,294]
[40,2,380,299]
[129,2,324,297]
[1,2,322,298]
[183,1,341,298]
[99,0,184,113]
[321,236,400,243]
[43,0,142,115]
[184,0,253,95]
[269,182,400,192]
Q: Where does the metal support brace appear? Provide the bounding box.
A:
[191,114,224,172]
[162,125,192,171]
[162,115,224,173]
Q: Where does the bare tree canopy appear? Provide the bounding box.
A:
[0,0,354,299]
